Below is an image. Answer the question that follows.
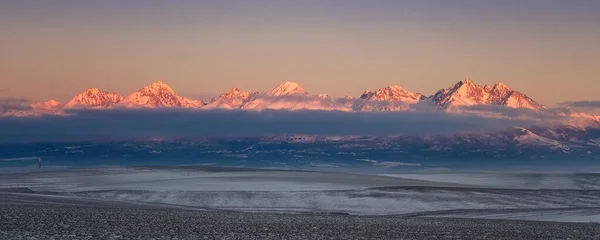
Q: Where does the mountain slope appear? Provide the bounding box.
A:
[63,88,123,109]
[353,85,422,111]
[18,79,599,127]
[431,79,544,110]
[241,81,346,111]
[204,88,259,109]
[514,127,571,152]
[550,108,600,130]
[118,81,204,108]
[31,100,63,113]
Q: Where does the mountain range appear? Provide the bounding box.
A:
[5,79,600,129]
[16,78,555,114]
[2,79,600,155]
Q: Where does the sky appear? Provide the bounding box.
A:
[1,0,599,106]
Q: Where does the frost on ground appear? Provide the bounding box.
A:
[1,166,599,223]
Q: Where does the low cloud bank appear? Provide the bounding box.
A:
[561,101,600,109]
[0,97,32,114]
[456,105,567,120]
[0,108,543,142]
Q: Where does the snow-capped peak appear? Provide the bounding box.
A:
[353,85,421,112]
[240,81,345,111]
[492,82,512,92]
[359,85,421,102]
[210,88,248,100]
[204,88,259,109]
[268,81,308,96]
[483,85,493,92]
[488,82,544,110]
[63,88,123,109]
[431,78,543,110]
[137,81,175,95]
[18,78,556,116]
[487,82,512,99]
[228,88,242,93]
[462,78,476,86]
[83,88,101,94]
[431,78,487,108]
[31,100,63,113]
[445,78,477,91]
[118,81,203,108]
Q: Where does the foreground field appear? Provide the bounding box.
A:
[1,192,599,240]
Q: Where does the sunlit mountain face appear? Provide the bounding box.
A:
[6,78,554,114]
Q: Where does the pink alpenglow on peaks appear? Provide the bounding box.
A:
[205,88,259,109]
[431,78,545,110]
[118,81,204,108]
[431,78,489,108]
[267,81,309,96]
[62,88,123,109]
[359,85,422,103]
[5,79,597,133]
[353,85,422,112]
[31,100,63,113]
[240,81,333,111]
[8,78,595,121]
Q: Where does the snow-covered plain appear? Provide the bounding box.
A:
[1,167,599,223]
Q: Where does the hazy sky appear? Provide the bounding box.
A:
[1,0,599,105]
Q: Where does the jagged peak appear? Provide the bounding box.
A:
[381,85,415,95]
[483,85,493,92]
[138,81,175,95]
[434,88,445,95]
[463,78,475,85]
[213,87,254,100]
[432,78,489,107]
[431,78,545,110]
[63,87,123,109]
[75,87,121,97]
[453,78,484,91]
[228,87,241,93]
[454,78,476,88]
[360,85,420,101]
[83,87,101,93]
[268,81,307,96]
[366,85,411,94]
[446,79,470,91]
[120,81,203,108]
[216,88,242,96]
[492,82,512,91]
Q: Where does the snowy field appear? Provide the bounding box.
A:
[1,166,599,223]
